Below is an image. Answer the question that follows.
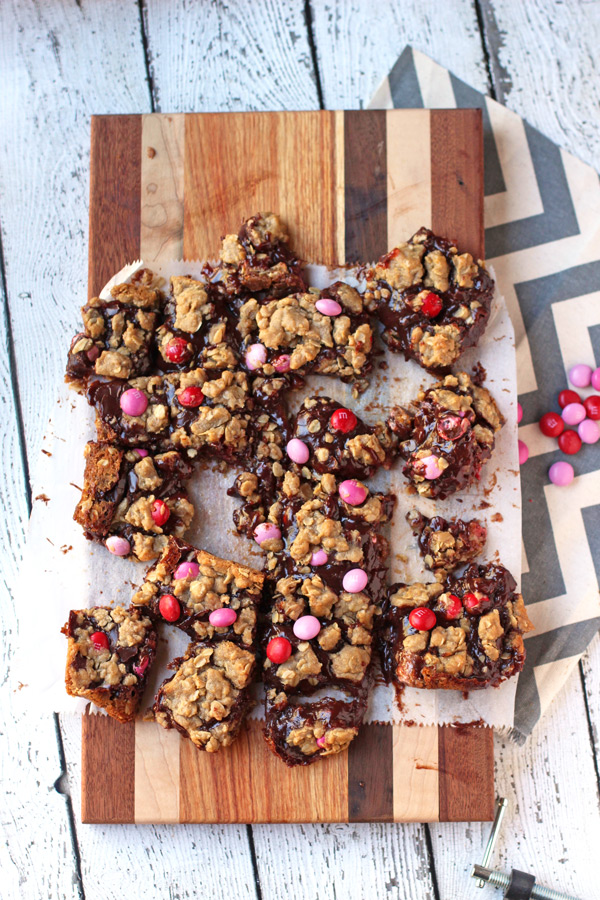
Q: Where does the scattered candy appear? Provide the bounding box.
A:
[245,343,267,370]
[177,386,204,408]
[310,549,328,566]
[272,354,291,373]
[443,594,463,619]
[266,636,292,664]
[293,615,321,640]
[557,430,582,455]
[315,298,342,316]
[209,607,237,627]
[558,389,581,408]
[87,345,100,362]
[133,448,149,458]
[338,479,368,506]
[286,438,310,464]
[342,568,368,593]
[549,461,575,486]
[517,403,523,424]
[518,440,529,465]
[119,388,148,417]
[437,414,470,441]
[416,454,444,480]
[539,411,564,438]
[592,368,600,391]
[173,560,199,580]
[90,631,109,650]
[578,418,600,444]
[105,535,131,556]
[421,292,443,317]
[568,364,593,388]
[133,656,150,677]
[254,522,282,546]
[316,735,327,748]
[464,592,486,610]
[164,337,191,364]
[584,395,600,420]
[408,607,436,630]
[159,594,180,622]
[330,408,357,433]
[561,402,586,426]
[151,498,170,526]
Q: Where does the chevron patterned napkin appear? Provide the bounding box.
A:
[369,47,600,741]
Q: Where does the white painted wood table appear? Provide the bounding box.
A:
[1,2,599,898]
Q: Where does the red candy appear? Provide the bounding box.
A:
[151,499,170,526]
[443,594,463,619]
[558,389,581,409]
[421,292,443,317]
[266,636,292,664]
[90,631,109,651]
[330,408,357,434]
[539,411,564,438]
[464,592,488,610]
[159,594,180,622]
[177,386,204,408]
[584,395,600,420]
[408,607,437,631]
[558,430,582,455]
[164,337,191,364]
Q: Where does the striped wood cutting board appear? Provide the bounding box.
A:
[82,109,495,824]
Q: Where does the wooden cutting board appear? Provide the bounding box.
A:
[81,109,494,825]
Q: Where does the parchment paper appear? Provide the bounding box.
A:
[14,261,520,727]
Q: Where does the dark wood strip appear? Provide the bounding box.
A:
[430,108,484,258]
[348,724,394,822]
[438,725,495,822]
[88,115,142,298]
[81,713,135,823]
[343,110,388,263]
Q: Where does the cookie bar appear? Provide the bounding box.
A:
[380,563,533,691]
[62,606,157,722]
[366,228,494,372]
[132,537,264,644]
[398,372,504,499]
[66,270,163,388]
[154,639,256,752]
[407,510,487,576]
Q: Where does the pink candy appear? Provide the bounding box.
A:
[209,607,237,627]
[133,448,149,458]
[578,419,600,444]
[173,560,199,580]
[517,403,523,424]
[549,461,574,486]
[316,735,327,748]
[105,535,131,556]
[254,522,282,546]
[417,455,444,480]
[518,440,529,465]
[272,354,291,373]
[245,343,267,371]
[342,568,368,593]
[338,479,368,506]
[592,368,600,391]
[293,615,321,640]
[119,388,148,417]
[310,549,328,566]
[561,402,586,426]
[315,298,342,316]
[569,364,593,388]
[286,438,310,464]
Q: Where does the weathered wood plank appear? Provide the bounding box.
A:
[580,632,600,768]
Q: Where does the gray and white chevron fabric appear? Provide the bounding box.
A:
[369,47,600,742]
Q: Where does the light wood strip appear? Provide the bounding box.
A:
[134,721,180,824]
[392,725,439,822]
[140,114,185,262]
[335,109,346,264]
[386,109,432,246]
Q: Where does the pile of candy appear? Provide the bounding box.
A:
[519,364,600,486]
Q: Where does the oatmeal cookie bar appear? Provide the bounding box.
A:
[407,510,487,577]
[399,371,504,499]
[73,442,195,562]
[366,228,494,372]
[380,563,533,691]
[62,606,157,722]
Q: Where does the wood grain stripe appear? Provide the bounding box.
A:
[348,724,393,822]
[386,109,432,244]
[140,114,185,262]
[392,725,439,822]
[343,110,387,262]
[134,721,180,824]
[81,712,135,823]
[88,115,141,297]
[438,726,495,822]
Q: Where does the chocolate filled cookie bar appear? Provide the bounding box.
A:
[66,269,163,388]
[407,510,487,577]
[132,537,264,645]
[380,563,533,691]
[62,606,157,722]
[73,442,195,562]
[154,639,256,752]
[366,228,494,372]
[399,372,504,499]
